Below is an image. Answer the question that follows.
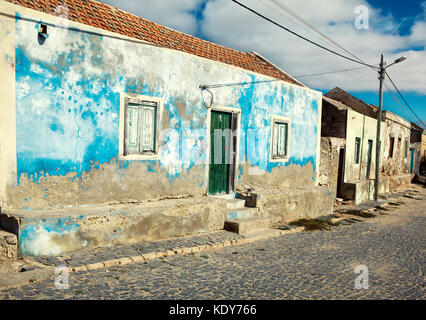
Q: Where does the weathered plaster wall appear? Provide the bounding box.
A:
[318,137,345,198]
[3,4,321,210]
[0,1,17,209]
[257,187,334,225]
[381,112,411,176]
[345,110,384,183]
[421,133,426,167]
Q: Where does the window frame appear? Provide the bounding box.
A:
[119,93,163,161]
[388,136,395,159]
[404,139,408,159]
[269,116,291,162]
[354,137,361,164]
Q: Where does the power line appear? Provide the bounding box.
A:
[294,67,364,78]
[232,0,424,128]
[268,0,370,67]
[200,66,365,89]
[383,81,415,123]
[257,0,335,49]
[385,73,425,127]
[231,0,378,69]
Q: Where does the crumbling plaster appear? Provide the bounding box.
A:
[381,111,411,176]
[2,2,322,210]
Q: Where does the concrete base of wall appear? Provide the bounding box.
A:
[341,180,375,205]
[341,180,387,205]
[1,186,335,257]
[339,174,412,205]
[1,196,229,257]
[255,186,335,225]
[383,174,413,191]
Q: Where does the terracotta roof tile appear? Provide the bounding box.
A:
[6,0,300,85]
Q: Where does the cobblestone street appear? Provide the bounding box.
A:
[0,188,424,300]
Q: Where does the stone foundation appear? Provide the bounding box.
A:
[1,196,228,257]
[256,186,334,225]
[1,185,335,257]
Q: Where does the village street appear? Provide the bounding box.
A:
[0,186,424,300]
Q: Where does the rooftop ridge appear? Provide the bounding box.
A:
[4,0,300,85]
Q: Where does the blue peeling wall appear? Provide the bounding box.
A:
[9,13,321,211]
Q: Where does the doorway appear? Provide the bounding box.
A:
[410,148,415,174]
[336,147,346,198]
[208,110,238,195]
[366,140,373,179]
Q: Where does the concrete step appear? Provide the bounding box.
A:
[0,228,18,260]
[224,217,269,235]
[225,199,246,210]
[226,208,256,220]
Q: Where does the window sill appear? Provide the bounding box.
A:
[269,157,289,163]
[119,154,160,161]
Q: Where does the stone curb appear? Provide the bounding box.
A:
[67,227,306,273]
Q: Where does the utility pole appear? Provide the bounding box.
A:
[374,54,407,201]
[374,54,385,201]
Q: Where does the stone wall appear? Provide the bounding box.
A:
[319,137,345,198]
[0,229,18,260]
[256,187,334,225]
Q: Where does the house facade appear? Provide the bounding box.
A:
[409,122,423,176]
[321,87,419,204]
[421,130,426,172]
[319,94,385,204]
[0,0,332,256]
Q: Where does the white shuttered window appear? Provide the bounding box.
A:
[272,121,288,159]
[124,101,157,155]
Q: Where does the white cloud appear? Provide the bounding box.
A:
[101,0,425,94]
[102,0,203,34]
[201,0,426,93]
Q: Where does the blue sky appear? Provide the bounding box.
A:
[103,0,425,127]
[348,0,425,126]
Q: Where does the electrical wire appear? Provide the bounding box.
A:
[231,0,378,69]
[385,73,426,127]
[200,66,366,90]
[384,81,416,123]
[232,0,424,127]
[268,0,371,67]
[294,67,364,78]
[257,0,334,49]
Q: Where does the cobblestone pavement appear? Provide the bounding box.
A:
[31,231,244,268]
[0,188,424,300]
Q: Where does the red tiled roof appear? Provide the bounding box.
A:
[6,0,300,86]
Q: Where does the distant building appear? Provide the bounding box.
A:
[409,122,423,175]
[320,91,385,204]
[320,87,415,204]
[421,131,426,172]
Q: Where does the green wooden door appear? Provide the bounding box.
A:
[209,111,231,195]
